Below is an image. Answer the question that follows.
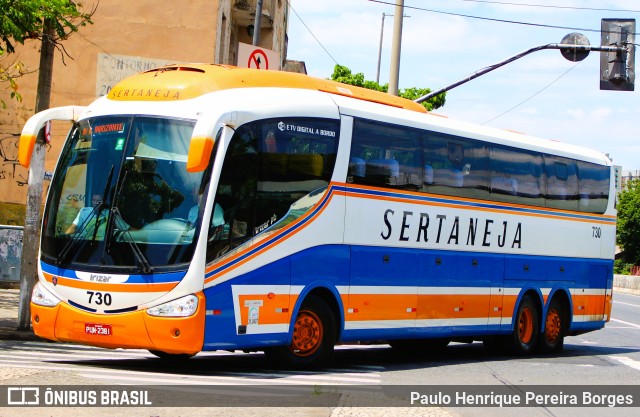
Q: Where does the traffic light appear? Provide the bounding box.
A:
[600,19,635,91]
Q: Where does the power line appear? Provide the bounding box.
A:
[452,0,640,13]
[482,60,583,125]
[367,0,638,35]
[287,1,340,66]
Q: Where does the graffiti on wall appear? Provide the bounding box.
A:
[0,133,51,187]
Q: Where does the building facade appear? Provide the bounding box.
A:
[0,0,289,207]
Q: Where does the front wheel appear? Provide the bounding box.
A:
[265,295,336,369]
[511,294,539,355]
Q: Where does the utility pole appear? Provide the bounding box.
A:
[376,13,388,84]
[17,19,55,330]
[252,0,264,46]
[388,0,404,96]
[377,13,409,84]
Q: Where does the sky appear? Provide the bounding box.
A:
[285,0,640,172]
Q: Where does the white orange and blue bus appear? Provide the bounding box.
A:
[19,64,615,368]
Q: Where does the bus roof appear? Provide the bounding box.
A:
[107,64,428,113]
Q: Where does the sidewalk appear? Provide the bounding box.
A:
[0,288,39,341]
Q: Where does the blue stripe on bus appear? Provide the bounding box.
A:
[201,244,611,351]
[40,261,185,284]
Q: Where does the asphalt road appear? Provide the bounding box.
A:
[0,291,639,417]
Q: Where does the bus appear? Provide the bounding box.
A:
[19,64,615,368]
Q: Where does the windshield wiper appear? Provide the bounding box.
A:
[57,201,104,266]
[111,207,153,274]
[57,165,114,266]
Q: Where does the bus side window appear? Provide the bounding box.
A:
[577,160,610,214]
[425,136,466,192]
[545,157,578,211]
[350,119,421,190]
[490,146,543,207]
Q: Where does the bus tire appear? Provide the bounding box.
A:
[511,294,539,355]
[148,350,195,360]
[537,298,566,354]
[266,295,336,369]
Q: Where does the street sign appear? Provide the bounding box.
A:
[248,49,268,69]
[237,43,280,71]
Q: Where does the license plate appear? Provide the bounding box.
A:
[85,323,112,336]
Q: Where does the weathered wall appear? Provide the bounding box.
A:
[0,226,23,282]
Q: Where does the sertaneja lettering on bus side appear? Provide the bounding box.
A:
[380,209,522,249]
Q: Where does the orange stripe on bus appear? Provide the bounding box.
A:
[341,183,615,221]
[343,190,611,224]
[345,293,516,322]
[572,294,607,317]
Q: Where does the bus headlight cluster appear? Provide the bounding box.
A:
[31,282,61,307]
[147,295,198,317]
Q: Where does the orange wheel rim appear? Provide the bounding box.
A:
[545,308,561,343]
[290,310,323,357]
[519,307,534,344]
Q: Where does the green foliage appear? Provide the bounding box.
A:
[614,259,634,275]
[329,64,446,111]
[0,0,93,53]
[616,178,640,266]
[0,0,93,106]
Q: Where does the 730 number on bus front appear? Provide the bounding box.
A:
[87,291,112,306]
[592,227,602,238]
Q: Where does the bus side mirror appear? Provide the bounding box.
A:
[18,106,87,167]
[187,136,214,172]
[186,117,224,173]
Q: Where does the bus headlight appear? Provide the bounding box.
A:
[147,295,198,317]
[31,282,61,307]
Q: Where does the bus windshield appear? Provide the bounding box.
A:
[42,115,207,273]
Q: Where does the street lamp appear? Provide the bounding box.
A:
[376,12,409,85]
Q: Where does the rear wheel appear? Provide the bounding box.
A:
[537,298,566,353]
[266,295,336,369]
[511,295,539,355]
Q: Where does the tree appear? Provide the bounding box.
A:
[1,1,94,330]
[0,0,94,107]
[616,179,640,273]
[330,64,446,111]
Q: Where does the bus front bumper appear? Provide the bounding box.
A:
[30,292,205,355]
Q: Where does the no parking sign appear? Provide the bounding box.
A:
[237,43,281,70]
